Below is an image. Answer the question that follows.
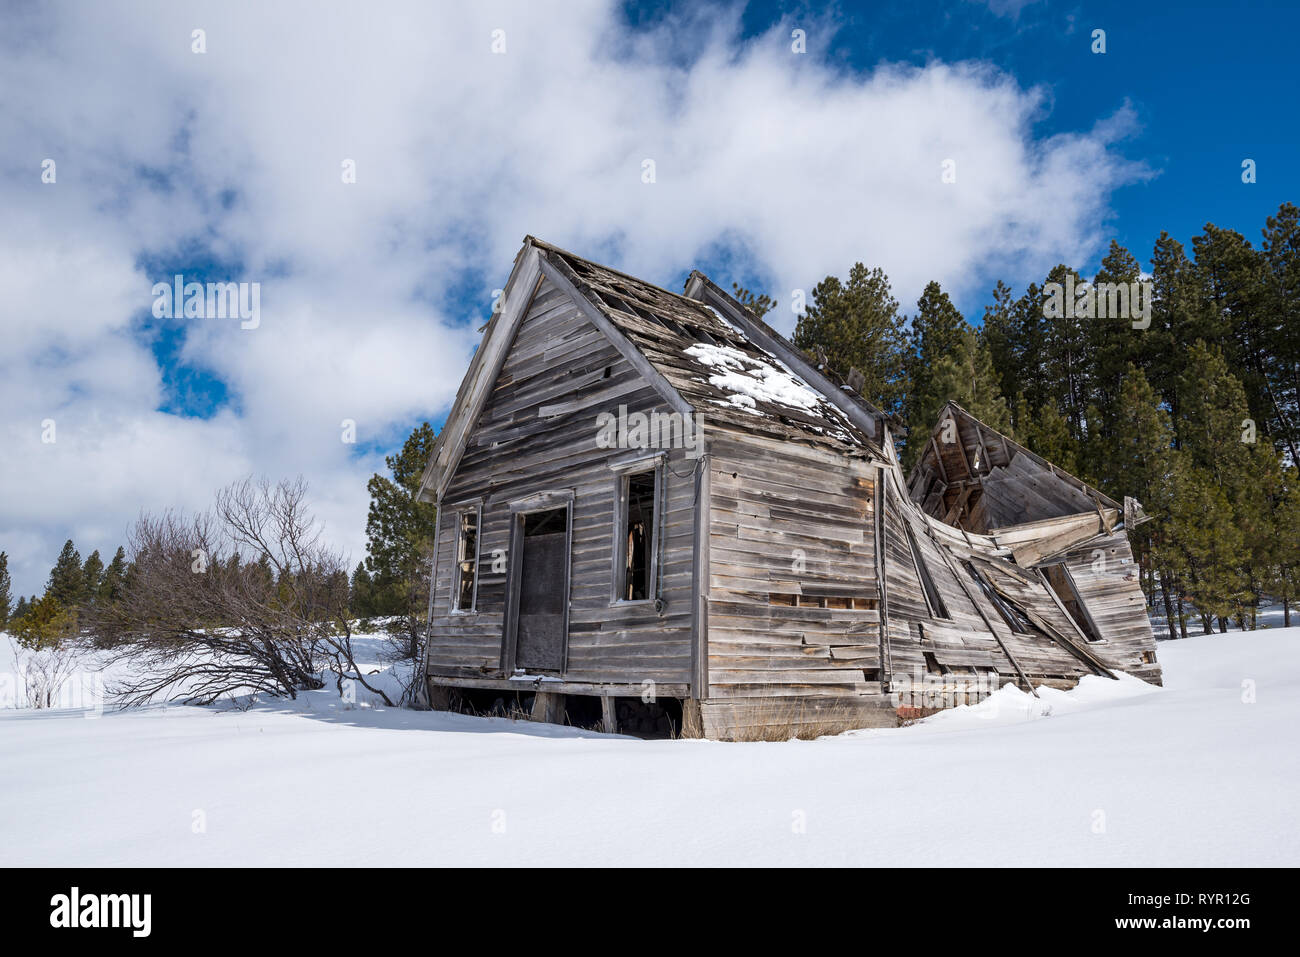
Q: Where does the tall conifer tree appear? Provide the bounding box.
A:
[1260,203,1300,464]
[793,263,909,417]
[364,423,440,654]
[81,550,104,606]
[0,551,11,628]
[46,540,83,608]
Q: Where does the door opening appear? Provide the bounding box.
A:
[510,506,570,673]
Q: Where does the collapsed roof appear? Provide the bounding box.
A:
[906,401,1139,530]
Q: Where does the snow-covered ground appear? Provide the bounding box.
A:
[0,626,1295,866]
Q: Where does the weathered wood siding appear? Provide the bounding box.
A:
[425,277,697,687]
[900,467,1158,685]
[907,403,1162,686]
[704,431,880,703]
[1052,532,1162,684]
[882,487,1002,681]
[699,433,1111,738]
[879,474,1092,686]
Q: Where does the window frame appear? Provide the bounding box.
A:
[964,560,1032,634]
[449,500,483,615]
[1039,561,1106,644]
[609,453,665,606]
[902,520,951,620]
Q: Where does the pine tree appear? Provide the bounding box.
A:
[0,551,11,628]
[1087,241,1145,438]
[1148,232,1217,440]
[1234,442,1284,628]
[1039,264,1092,442]
[1193,224,1275,450]
[1260,202,1300,465]
[906,327,1012,471]
[1177,341,1252,486]
[274,565,297,614]
[12,594,30,625]
[241,555,275,606]
[793,263,909,416]
[349,561,376,618]
[1160,454,1247,634]
[11,593,78,650]
[326,568,350,621]
[731,283,775,319]
[909,282,967,381]
[46,540,83,608]
[1101,369,1173,510]
[1010,281,1050,415]
[904,280,969,451]
[81,550,104,607]
[1163,342,1259,631]
[364,423,440,654]
[1097,367,1175,630]
[1274,470,1300,626]
[99,547,128,606]
[980,281,1018,407]
[1014,396,1080,476]
[904,280,977,468]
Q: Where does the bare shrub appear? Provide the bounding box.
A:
[361,615,431,707]
[6,636,87,709]
[92,477,394,707]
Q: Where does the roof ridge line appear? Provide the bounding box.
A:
[524,235,710,314]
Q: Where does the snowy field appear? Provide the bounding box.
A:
[0,627,1295,866]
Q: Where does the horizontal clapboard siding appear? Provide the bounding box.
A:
[705,431,879,700]
[1053,532,1162,683]
[426,277,696,687]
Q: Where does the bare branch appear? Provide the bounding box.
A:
[91,476,394,708]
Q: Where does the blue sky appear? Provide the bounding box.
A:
[1,0,1295,597]
[640,0,1300,318]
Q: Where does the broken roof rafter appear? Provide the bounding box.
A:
[909,400,1125,515]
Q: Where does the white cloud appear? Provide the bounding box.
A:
[0,0,1144,595]
[973,0,1044,19]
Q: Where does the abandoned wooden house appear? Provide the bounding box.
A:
[414,237,1161,740]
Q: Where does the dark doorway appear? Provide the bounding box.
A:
[513,506,569,672]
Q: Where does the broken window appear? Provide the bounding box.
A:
[903,522,950,619]
[452,508,479,612]
[964,561,1031,634]
[616,467,658,602]
[1042,563,1103,642]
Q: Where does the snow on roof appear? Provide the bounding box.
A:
[685,342,822,415]
[534,239,877,452]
